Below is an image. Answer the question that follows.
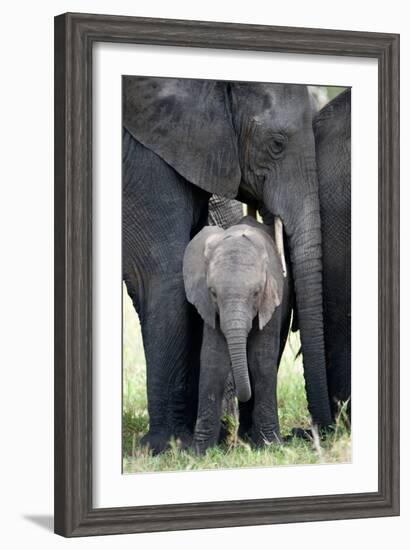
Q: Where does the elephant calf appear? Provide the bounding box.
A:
[183,216,291,453]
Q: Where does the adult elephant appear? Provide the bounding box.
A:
[314,89,351,418]
[123,77,332,453]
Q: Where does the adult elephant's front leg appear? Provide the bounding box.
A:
[122,130,209,454]
[138,275,202,453]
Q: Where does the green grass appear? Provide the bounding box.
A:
[122,281,351,473]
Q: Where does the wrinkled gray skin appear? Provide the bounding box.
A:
[123,77,332,454]
[314,89,351,418]
[207,195,244,229]
[183,217,291,452]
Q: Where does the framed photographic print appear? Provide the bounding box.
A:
[54,13,400,536]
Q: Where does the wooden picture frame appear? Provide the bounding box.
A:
[54,12,400,537]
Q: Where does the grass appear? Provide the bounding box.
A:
[122,285,351,473]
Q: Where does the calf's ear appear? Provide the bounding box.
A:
[183,226,224,328]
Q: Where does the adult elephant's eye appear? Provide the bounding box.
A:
[209,287,217,298]
[269,133,287,158]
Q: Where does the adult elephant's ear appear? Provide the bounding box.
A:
[183,226,224,328]
[123,77,241,198]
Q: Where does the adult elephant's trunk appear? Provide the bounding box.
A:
[224,327,251,402]
[264,164,332,428]
[289,192,332,426]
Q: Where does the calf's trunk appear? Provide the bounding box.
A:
[225,327,251,403]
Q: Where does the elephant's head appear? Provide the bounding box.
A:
[124,77,332,427]
[183,220,283,402]
[229,83,332,426]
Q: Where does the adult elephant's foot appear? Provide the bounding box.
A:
[140,430,170,455]
[140,428,193,454]
[287,427,312,441]
[174,429,193,450]
[286,425,335,442]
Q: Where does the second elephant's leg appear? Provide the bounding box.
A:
[194,324,230,454]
